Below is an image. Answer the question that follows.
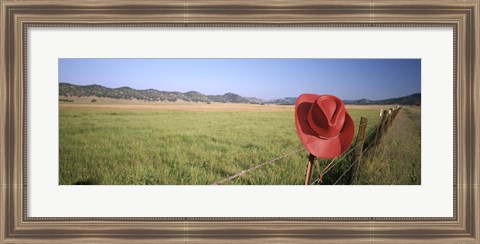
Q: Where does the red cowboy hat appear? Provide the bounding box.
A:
[294,94,355,158]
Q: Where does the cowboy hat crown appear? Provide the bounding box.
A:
[295,93,355,158]
[306,95,345,139]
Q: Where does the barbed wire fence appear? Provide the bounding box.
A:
[211,147,305,185]
[211,105,402,185]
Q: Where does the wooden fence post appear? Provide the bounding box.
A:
[386,108,393,129]
[304,153,316,185]
[371,109,387,158]
[378,109,388,141]
[348,117,368,184]
[392,106,399,119]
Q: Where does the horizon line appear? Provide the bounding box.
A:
[59,81,420,101]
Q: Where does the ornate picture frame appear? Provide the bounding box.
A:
[1,0,478,242]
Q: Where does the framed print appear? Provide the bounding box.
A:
[1,0,479,243]
[55,58,421,186]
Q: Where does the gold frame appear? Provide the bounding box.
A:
[1,0,479,242]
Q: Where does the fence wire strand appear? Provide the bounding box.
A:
[328,108,401,185]
[213,106,401,185]
[333,158,358,185]
[313,120,385,185]
[212,147,305,185]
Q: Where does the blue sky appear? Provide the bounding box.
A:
[59,59,420,100]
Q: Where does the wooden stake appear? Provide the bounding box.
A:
[304,154,316,185]
[371,109,388,159]
[377,110,388,142]
[348,117,368,184]
[387,108,393,128]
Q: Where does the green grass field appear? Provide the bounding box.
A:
[356,106,421,185]
[59,103,416,185]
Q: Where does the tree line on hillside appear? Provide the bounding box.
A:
[59,82,420,105]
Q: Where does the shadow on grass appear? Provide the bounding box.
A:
[74,178,99,185]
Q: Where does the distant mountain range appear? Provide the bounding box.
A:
[59,82,420,105]
[343,93,421,106]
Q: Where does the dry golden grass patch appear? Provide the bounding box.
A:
[345,105,393,111]
[60,103,294,112]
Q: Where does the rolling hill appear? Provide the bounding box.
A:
[59,83,420,105]
[343,93,421,106]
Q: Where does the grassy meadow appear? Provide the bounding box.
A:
[59,101,418,185]
[356,106,421,184]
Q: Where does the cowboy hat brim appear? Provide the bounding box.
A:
[294,94,355,158]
